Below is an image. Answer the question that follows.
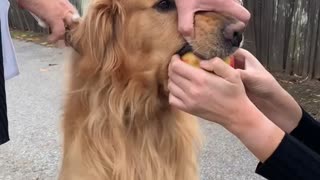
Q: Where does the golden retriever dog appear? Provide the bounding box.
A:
[59,0,244,179]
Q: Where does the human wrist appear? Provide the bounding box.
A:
[224,98,258,133]
[226,102,285,162]
[224,100,263,136]
[255,87,302,133]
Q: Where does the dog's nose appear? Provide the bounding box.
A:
[224,22,245,47]
[231,32,243,47]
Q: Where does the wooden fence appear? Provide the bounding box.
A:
[7,0,320,79]
[244,0,320,79]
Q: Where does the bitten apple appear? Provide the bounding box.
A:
[181,52,200,67]
[223,55,235,68]
[181,52,235,68]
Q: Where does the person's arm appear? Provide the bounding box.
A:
[231,49,320,179]
[230,108,320,179]
[233,49,320,153]
[233,49,303,133]
[256,133,320,180]
[225,100,286,164]
[290,108,320,154]
[230,107,320,180]
[168,55,320,179]
[16,0,79,43]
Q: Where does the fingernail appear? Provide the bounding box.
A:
[72,14,81,22]
[184,36,192,44]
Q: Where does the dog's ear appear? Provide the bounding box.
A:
[70,0,125,72]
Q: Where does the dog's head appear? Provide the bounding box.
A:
[71,0,245,84]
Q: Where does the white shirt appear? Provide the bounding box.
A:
[0,0,19,80]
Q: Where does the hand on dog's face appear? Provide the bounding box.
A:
[125,0,245,62]
[70,0,245,81]
[18,0,80,43]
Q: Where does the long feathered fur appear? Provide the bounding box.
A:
[59,0,202,179]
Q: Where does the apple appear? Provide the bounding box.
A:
[223,55,235,68]
[181,52,235,68]
[181,52,200,68]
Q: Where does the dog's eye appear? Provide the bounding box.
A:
[154,0,175,12]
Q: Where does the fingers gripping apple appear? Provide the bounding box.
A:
[181,53,235,68]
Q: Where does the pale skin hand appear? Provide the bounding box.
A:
[168,56,284,162]
[168,55,249,126]
[17,0,79,43]
[233,49,303,133]
[175,0,251,37]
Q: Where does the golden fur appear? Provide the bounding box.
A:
[59,0,241,179]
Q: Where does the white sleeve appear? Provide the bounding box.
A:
[0,0,20,80]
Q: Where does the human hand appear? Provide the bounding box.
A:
[17,0,80,43]
[168,55,251,128]
[168,55,285,162]
[233,48,302,133]
[176,0,251,37]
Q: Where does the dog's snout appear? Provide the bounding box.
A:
[224,22,245,47]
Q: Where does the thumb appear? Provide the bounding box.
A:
[64,12,81,28]
[237,69,250,82]
[233,48,261,70]
[200,58,235,80]
[48,20,65,43]
[177,10,195,38]
[225,2,251,24]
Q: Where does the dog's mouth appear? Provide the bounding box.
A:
[176,43,206,60]
[177,43,192,57]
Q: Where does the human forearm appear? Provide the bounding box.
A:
[252,86,302,133]
[226,101,285,163]
[234,49,303,134]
